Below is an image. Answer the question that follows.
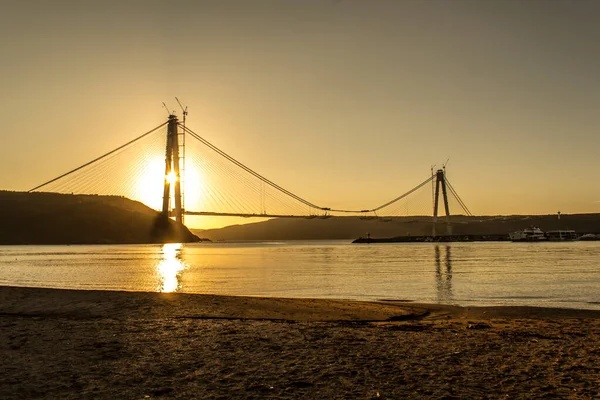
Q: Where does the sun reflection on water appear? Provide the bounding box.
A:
[156,243,187,293]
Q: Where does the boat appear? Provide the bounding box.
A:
[579,233,600,241]
[509,227,547,242]
[546,230,578,241]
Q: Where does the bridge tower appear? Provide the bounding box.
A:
[161,114,183,224]
[432,168,452,236]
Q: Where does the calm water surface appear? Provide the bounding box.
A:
[1,241,599,310]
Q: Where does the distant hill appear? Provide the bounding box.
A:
[0,191,200,245]
[193,214,600,241]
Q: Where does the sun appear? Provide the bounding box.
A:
[166,171,178,185]
[134,157,206,213]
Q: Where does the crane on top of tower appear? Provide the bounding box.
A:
[175,97,188,121]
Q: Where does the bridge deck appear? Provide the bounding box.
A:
[180,211,331,219]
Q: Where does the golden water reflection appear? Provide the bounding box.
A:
[156,243,187,293]
[435,245,453,302]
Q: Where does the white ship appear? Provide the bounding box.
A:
[509,227,547,242]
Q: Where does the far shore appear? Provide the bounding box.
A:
[1,286,599,399]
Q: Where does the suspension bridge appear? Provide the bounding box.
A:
[28,113,472,232]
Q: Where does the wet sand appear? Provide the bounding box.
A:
[1,286,599,399]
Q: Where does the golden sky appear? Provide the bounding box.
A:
[1,0,599,228]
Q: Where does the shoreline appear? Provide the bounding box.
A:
[2,283,600,313]
[2,285,600,320]
[2,286,599,399]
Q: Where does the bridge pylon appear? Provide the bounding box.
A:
[432,168,452,236]
[161,115,183,224]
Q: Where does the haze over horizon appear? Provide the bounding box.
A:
[1,0,599,229]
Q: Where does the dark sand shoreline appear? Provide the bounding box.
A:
[1,286,599,399]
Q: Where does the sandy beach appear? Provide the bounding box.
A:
[1,286,599,399]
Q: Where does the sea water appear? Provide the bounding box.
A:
[1,241,599,310]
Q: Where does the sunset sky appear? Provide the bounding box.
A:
[1,0,599,228]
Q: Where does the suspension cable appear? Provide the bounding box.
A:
[371,175,434,212]
[445,177,473,216]
[181,124,327,211]
[29,121,168,192]
[182,124,444,215]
